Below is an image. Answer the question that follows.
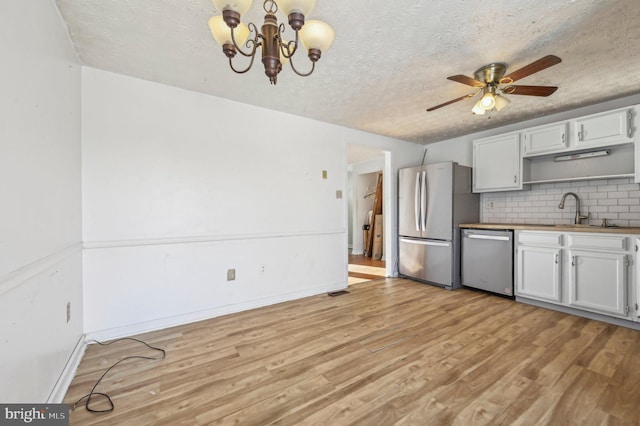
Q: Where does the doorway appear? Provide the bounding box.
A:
[347,144,389,284]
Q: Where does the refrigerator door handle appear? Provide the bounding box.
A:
[420,171,427,231]
[400,238,451,247]
[414,172,421,232]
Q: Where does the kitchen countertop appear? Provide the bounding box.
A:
[460,223,640,235]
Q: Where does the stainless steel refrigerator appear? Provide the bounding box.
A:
[398,162,479,289]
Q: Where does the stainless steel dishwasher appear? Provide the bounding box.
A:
[461,229,514,297]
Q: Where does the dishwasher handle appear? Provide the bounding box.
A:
[464,233,511,241]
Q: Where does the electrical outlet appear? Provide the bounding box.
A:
[322,170,328,179]
[336,190,343,199]
[487,201,494,208]
[227,269,236,281]
[66,302,71,323]
[260,264,265,273]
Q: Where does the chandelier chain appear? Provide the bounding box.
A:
[263,0,278,14]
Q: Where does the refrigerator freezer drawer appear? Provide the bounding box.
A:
[399,238,453,287]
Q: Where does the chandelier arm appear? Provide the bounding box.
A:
[277,24,299,59]
[228,52,258,74]
[288,54,316,77]
[231,23,261,58]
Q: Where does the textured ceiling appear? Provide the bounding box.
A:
[55,0,640,145]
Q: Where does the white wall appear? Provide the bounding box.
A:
[82,68,423,338]
[0,0,83,402]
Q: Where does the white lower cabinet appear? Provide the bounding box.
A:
[636,238,640,322]
[568,250,627,317]
[516,231,634,321]
[517,246,561,303]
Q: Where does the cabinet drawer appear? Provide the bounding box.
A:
[518,232,562,246]
[567,234,627,251]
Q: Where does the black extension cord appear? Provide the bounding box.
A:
[72,337,166,414]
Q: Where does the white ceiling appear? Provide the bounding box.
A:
[55,0,640,145]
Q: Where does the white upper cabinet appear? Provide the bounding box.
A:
[472,105,638,189]
[574,108,634,149]
[522,122,568,157]
[473,132,521,193]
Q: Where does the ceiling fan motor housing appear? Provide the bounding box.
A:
[474,63,507,85]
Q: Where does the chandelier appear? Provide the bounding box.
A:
[208,0,335,85]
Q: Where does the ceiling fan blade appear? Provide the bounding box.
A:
[502,85,558,96]
[499,55,561,84]
[426,93,476,112]
[447,75,485,87]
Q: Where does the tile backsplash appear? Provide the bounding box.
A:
[481,177,640,227]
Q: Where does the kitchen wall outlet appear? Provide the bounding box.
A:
[322,170,328,179]
[336,190,343,199]
[260,264,265,273]
[227,268,236,281]
[487,201,494,208]
[66,302,71,323]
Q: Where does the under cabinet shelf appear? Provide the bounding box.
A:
[523,173,635,185]
[522,143,635,186]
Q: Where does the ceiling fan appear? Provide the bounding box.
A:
[426,55,561,115]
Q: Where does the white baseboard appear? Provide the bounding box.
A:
[47,335,87,403]
[86,282,346,342]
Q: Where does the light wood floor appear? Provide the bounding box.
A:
[64,278,640,425]
[348,254,385,284]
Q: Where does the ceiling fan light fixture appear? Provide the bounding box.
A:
[471,100,486,115]
[480,91,496,109]
[494,94,510,111]
[426,55,561,114]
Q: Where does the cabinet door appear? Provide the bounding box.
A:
[574,108,633,148]
[522,122,568,157]
[473,133,521,192]
[636,238,640,322]
[568,250,627,317]
[516,246,562,303]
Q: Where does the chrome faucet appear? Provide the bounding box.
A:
[558,192,589,224]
